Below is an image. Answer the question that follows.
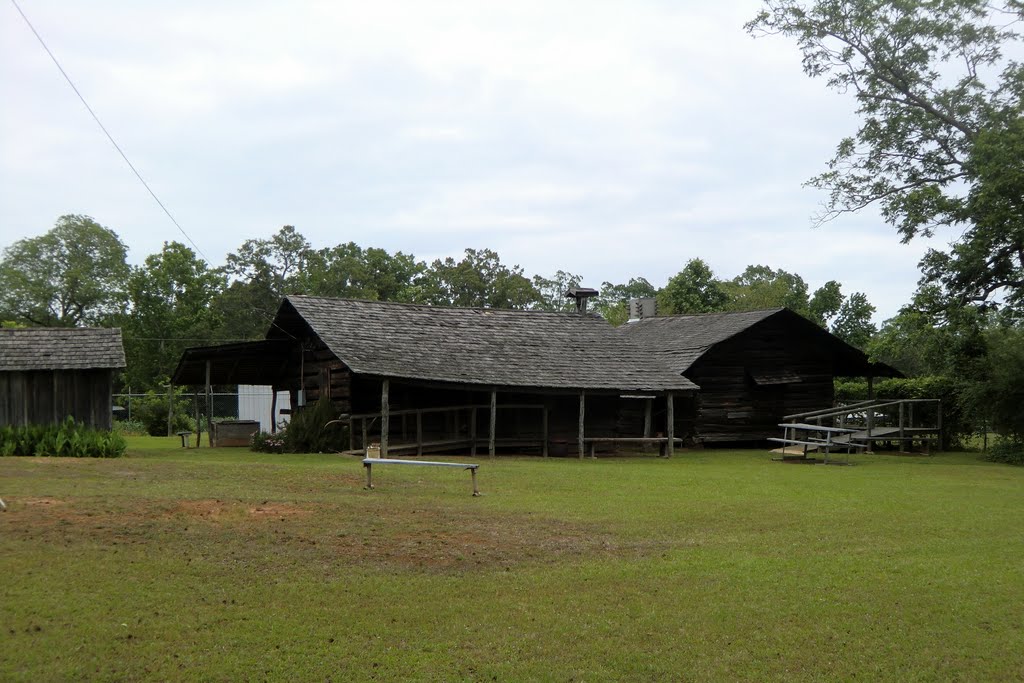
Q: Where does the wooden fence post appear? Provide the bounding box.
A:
[381,379,390,458]
[578,391,586,460]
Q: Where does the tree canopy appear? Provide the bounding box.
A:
[747,0,1024,312]
[0,215,129,326]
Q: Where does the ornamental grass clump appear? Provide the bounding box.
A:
[0,416,126,457]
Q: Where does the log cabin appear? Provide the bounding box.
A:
[617,307,900,445]
[173,295,699,456]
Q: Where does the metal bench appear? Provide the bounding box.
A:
[176,431,193,447]
[362,458,480,496]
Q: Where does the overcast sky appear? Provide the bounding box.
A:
[1,0,952,321]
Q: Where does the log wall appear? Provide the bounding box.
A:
[0,369,115,430]
[686,317,835,443]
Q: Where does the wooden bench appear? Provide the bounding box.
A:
[362,458,480,496]
[770,423,867,464]
[584,437,684,458]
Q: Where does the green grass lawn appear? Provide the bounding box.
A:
[2,440,1023,681]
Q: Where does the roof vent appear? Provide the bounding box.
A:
[628,298,657,321]
[564,287,599,314]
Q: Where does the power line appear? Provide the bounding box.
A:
[9,1,300,343]
[9,0,209,263]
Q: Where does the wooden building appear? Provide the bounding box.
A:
[0,327,126,430]
[173,295,698,456]
[618,308,900,444]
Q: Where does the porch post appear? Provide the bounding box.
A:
[381,379,390,458]
[205,360,214,447]
[666,392,675,458]
[542,405,549,458]
[270,386,278,434]
[489,391,497,459]
[471,407,478,457]
[578,391,586,460]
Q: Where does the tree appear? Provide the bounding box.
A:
[747,0,1024,311]
[593,277,658,325]
[217,226,317,339]
[531,270,583,312]
[417,248,539,309]
[831,291,877,348]
[0,215,129,326]
[658,259,728,315]
[308,242,424,302]
[721,265,810,313]
[120,242,225,390]
[808,280,844,327]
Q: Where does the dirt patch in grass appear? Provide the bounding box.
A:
[0,494,654,573]
[168,499,314,520]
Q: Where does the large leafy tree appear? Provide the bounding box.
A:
[721,265,811,313]
[307,242,424,302]
[120,242,225,390]
[747,0,1024,312]
[417,248,539,309]
[658,259,728,315]
[531,270,583,312]
[217,225,317,339]
[0,215,130,326]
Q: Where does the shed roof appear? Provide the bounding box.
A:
[617,308,900,378]
[0,327,126,371]
[270,296,698,393]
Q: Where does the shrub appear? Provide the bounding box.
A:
[127,390,195,436]
[834,375,973,450]
[113,418,148,436]
[985,438,1024,466]
[0,417,126,457]
[249,398,347,454]
[250,430,287,453]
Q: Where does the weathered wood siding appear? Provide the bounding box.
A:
[0,369,115,430]
[686,317,834,443]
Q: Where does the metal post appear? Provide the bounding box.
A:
[365,462,374,489]
[381,379,390,458]
[578,391,586,460]
[470,467,480,496]
[666,393,675,458]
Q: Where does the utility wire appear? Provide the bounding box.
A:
[9,0,209,262]
[10,0,300,342]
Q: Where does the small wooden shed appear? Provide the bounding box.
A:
[0,327,126,430]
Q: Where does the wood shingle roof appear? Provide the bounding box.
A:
[0,327,126,371]
[273,296,698,393]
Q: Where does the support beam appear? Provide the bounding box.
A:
[167,384,173,437]
[361,418,368,453]
[542,405,549,457]
[666,393,675,458]
[205,361,214,447]
[578,391,586,460]
[381,379,390,458]
[270,387,278,435]
[471,407,478,457]
[489,391,497,459]
[349,416,355,451]
[416,410,423,457]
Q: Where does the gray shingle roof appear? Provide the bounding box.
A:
[617,309,782,374]
[0,327,126,371]
[276,296,697,393]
